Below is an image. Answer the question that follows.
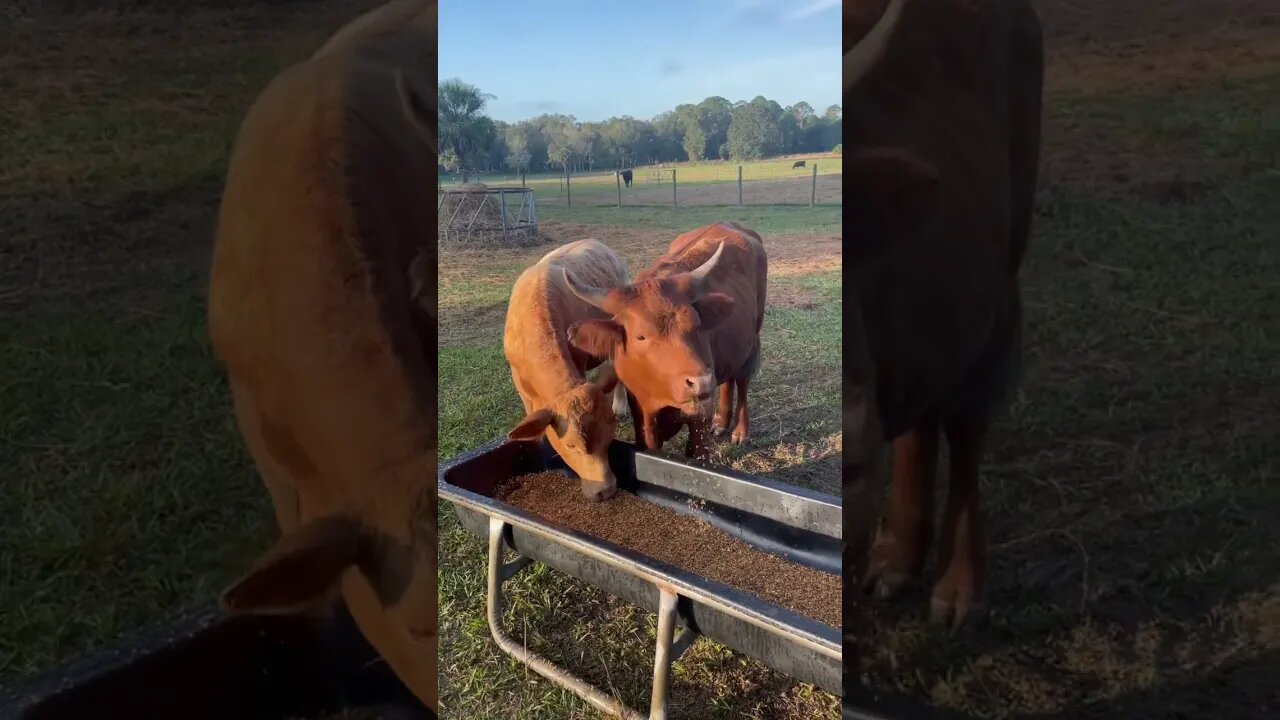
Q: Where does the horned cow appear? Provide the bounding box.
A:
[844,0,1044,631]
[565,222,767,458]
[504,239,631,501]
[206,0,440,712]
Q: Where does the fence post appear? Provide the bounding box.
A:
[499,190,509,244]
[737,165,743,206]
[521,170,526,188]
[810,164,817,208]
[616,171,622,208]
[567,172,572,207]
[672,169,677,208]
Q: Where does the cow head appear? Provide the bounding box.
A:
[220,478,438,711]
[507,366,620,501]
[845,0,941,258]
[562,243,732,420]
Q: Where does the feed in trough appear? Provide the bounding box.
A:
[497,471,840,628]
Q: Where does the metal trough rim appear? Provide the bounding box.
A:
[438,439,841,658]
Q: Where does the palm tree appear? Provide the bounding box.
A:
[438,78,496,183]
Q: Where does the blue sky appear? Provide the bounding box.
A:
[439,0,841,123]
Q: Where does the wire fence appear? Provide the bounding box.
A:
[437,156,842,209]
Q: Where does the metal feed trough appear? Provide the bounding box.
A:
[439,437,843,720]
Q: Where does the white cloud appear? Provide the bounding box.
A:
[788,0,840,20]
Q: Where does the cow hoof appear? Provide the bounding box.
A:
[928,580,986,634]
[712,422,730,437]
[730,428,748,445]
[860,534,921,600]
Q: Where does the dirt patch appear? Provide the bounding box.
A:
[1037,0,1280,95]
[1035,0,1280,193]
[438,225,841,350]
[497,471,841,628]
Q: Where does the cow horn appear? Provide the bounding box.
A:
[561,268,611,311]
[845,0,907,93]
[686,241,725,293]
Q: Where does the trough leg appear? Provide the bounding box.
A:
[485,518,645,720]
[648,588,678,720]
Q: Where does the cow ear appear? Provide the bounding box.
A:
[693,293,736,330]
[222,515,363,614]
[568,320,623,359]
[508,408,555,441]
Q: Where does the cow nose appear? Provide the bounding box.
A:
[685,373,715,400]
[583,482,616,502]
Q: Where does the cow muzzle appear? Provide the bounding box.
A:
[581,473,617,502]
[682,372,716,418]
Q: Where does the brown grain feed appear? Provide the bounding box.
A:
[496,471,841,628]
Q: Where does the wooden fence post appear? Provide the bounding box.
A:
[737,165,743,206]
[810,164,817,208]
[567,172,572,207]
[616,171,622,208]
[672,169,677,208]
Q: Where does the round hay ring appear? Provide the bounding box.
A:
[437,184,540,247]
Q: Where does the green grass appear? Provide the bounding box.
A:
[536,204,842,235]
[443,155,842,190]
[437,209,842,718]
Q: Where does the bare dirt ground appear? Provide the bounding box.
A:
[438,222,840,343]
[1038,0,1280,192]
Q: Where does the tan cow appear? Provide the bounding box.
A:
[565,222,767,458]
[504,239,630,501]
[206,0,438,713]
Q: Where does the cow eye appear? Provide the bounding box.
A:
[636,335,647,341]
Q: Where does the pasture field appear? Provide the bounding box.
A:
[441,156,843,208]
[0,1,1276,719]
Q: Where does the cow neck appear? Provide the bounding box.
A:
[530,271,591,399]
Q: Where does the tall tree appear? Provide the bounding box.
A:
[727,99,781,160]
[437,78,496,183]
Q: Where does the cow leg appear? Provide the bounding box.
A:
[862,417,940,599]
[713,381,734,436]
[929,413,989,631]
[730,375,751,445]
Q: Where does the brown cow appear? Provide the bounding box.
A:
[564,222,767,458]
[503,239,631,501]
[844,0,1044,631]
[206,0,439,712]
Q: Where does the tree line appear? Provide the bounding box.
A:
[438,79,842,181]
